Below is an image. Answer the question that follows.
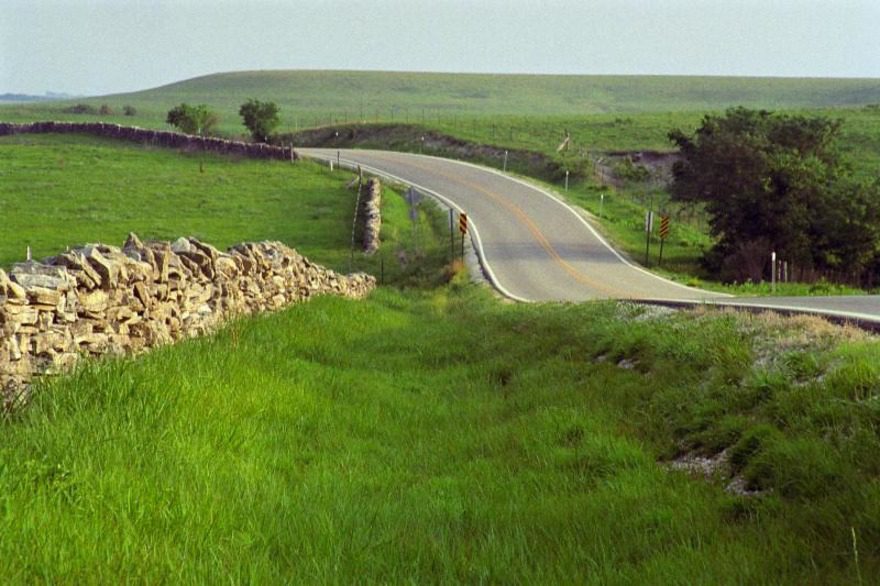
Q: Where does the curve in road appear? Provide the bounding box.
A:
[301,148,880,326]
[303,148,724,303]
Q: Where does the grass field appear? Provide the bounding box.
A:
[0,133,448,286]
[3,102,880,582]
[2,280,879,582]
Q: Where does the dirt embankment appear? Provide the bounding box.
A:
[279,124,576,182]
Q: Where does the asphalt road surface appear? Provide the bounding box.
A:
[301,148,880,326]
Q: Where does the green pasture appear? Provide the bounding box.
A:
[0,133,448,286]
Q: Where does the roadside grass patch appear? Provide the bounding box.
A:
[1,286,878,582]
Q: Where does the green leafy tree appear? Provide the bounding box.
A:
[165,103,219,136]
[669,107,880,283]
[239,99,280,142]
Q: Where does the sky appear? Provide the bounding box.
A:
[1,0,879,96]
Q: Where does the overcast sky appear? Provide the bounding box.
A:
[2,0,879,96]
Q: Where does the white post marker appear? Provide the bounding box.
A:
[771,251,777,292]
[600,193,605,217]
[329,160,334,172]
[503,150,509,172]
[565,170,570,191]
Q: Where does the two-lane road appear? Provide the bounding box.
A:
[304,148,723,303]
[302,149,880,326]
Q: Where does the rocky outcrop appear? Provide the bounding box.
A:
[0,122,298,162]
[0,235,374,408]
[358,178,382,254]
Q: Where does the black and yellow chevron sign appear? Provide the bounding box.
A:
[659,215,670,240]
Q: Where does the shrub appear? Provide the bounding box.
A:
[62,103,97,115]
[239,99,280,142]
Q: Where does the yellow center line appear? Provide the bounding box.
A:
[363,152,632,299]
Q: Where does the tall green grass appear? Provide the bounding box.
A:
[1,284,878,582]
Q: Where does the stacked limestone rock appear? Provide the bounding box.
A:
[0,122,298,162]
[359,178,382,254]
[0,235,375,408]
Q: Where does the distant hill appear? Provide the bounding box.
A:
[2,70,879,137]
[101,70,880,116]
[0,92,75,103]
[0,93,52,103]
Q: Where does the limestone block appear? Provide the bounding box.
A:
[82,246,118,290]
[78,290,109,314]
[10,262,74,291]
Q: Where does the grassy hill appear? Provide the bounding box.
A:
[2,70,880,137]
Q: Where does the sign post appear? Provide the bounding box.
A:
[459,212,468,260]
[405,188,423,252]
[449,209,455,261]
[658,215,670,266]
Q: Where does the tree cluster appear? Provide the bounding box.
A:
[164,99,281,143]
[669,107,880,284]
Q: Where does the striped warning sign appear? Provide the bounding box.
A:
[659,215,670,240]
[459,212,468,234]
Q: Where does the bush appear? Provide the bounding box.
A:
[123,105,137,116]
[239,99,280,142]
[62,104,97,115]
[166,103,219,136]
[98,104,112,116]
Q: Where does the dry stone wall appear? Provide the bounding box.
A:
[358,178,382,254]
[0,235,374,408]
[0,122,298,162]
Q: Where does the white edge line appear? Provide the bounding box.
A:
[300,151,534,303]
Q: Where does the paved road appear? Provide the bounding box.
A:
[301,148,880,325]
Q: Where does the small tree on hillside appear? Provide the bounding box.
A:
[239,99,280,142]
[669,107,880,283]
[165,103,219,135]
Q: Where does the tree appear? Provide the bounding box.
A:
[123,105,137,116]
[239,99,280,142]
[669,107,880,283]
[165,103,219,136]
